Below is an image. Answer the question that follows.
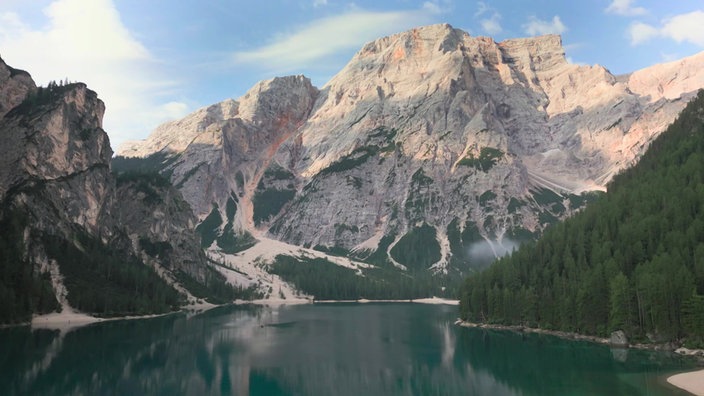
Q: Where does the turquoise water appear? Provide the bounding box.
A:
[0,303,695,395]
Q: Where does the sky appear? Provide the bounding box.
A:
[0,0,703,151]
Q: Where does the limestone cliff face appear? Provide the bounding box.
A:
[0,82,113,236]
[118,24,704,273]
[119,76,319,236]
[0,59,226,317]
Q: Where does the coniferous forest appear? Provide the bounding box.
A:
[460,90,704,345]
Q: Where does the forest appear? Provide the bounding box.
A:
[0,207,58,324]
[460,90,704,345]
[269,255,457,300]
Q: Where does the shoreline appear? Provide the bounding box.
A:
[25,301,217,332]
[456,320,704,352]
[457,321,612,346]
[232,296,460,306]
[14,297,460,331]
[457,320,704,395]
[313,297,460,305]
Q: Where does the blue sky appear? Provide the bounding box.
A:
[0,0,703,150]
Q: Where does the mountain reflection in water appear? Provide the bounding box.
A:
[0,303,694,396]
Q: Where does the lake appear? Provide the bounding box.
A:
[0,303,696,395]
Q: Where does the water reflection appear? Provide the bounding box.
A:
[0,304,694,396]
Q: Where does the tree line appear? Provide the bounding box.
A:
[269,255,457,300]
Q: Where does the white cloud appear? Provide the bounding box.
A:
[628,21,659,45]
[481,13,502,35]
[605,0,647,16]
[232,7,439,72]
[523,16,567,36]
[0,0,191,150]
[629,11,704,47]
[312,0,327,8]
[661,11,704,46]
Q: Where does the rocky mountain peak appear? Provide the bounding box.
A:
[117,24,704,276]
[355,23,464,60]
[118,75,317,159]
[0,56,36,118]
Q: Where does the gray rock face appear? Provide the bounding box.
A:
[119,75,319,236]
[610,330,629,348]
[0,82,113,235]
[113,178,208,281]
[0,57,35,118]
[0,59,219,311]
[118,24,704,273]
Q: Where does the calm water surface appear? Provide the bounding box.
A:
[0,303,696,395]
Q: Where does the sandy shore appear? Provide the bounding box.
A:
[30,302,218,332]
[668,369,704,395]
[31,311,104,331]
[413,297,460,305]
[28,296,458,331]
[312,297,460,305]
[235,298,312,306]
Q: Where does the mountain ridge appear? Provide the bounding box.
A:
[116,24,704,282]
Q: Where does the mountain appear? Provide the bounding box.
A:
[0,58,247,324]
[459,89,704,344]
[117,24,704,284]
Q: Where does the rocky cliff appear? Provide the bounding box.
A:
[117,24,704,277]
[0,59,240,323]
[0,56,35,118]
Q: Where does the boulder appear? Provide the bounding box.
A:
[610,330,629,348]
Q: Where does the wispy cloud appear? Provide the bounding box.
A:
[481,14,502,35]
[422,0,451,15]
[312,0,327,8]
[0,0,191,149]
[474,2,489,18]
[629,10,704,47]
[474,2,502,35]
[231,6,441,73]
[523,16,567,36]
[605,0,647,16]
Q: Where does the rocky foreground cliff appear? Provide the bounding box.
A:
[0,57,247,323]
[118,24,704,281]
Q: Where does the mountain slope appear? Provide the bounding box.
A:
[0,61,245,323]
[118,24,704,282]
[460,90,704,343]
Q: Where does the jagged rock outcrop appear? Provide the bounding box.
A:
[118,24,704,274]
[0,56,35,118]
[119,76,318,239]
